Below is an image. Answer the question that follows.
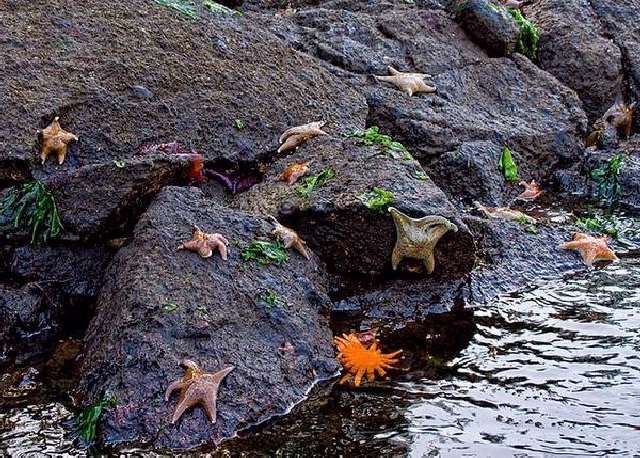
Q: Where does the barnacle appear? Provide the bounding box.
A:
[334,333,402,386]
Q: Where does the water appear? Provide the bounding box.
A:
[2,224,639,457]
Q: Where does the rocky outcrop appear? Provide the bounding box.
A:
[456,0,520,57]
[78,186,338,450]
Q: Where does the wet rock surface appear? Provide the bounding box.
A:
[78,187,337,449]
[455,0,519,57]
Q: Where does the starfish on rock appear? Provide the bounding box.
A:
[374,66,436,97]
[165,359,234,424]
[517,180,542,201]
[474,201,536,224]
[279,160,313,185]
[388,207,458,273]
[178,226,229,259]
[335,333,402,387]
[278,121,328,153]
[270,216,310,259]
[38,117,78,165]
[559,232,618,266]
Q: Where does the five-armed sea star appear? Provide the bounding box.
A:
[38,117,78,165]
[269,216,310,259]
[474,201,536,224]
[517,180,542,201]
[374,66,436,97]
[388,207,458,273]
[559,232,618,266]
[178,226,229,259]
[278,121,328,153]
[165,359,234,424]
[335,333,402,387]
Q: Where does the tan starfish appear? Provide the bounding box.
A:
[165,359,234,424]
[374,66,436,97]
[559,232,618,266]
[474,201,536,224]
[279,160,313,185]
[278,121,328,153]
[588,101,636,146]
[269,216,310,259]
[178,226,229,259]
[37,117,78,165]
[516,180,542,201]
[388,207,457,273]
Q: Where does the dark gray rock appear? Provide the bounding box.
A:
[456,0,520,57]
[131,85,153,99]
[78,186,338,450]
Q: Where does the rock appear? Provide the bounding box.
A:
[526,0,623,122]
[77,186,338,450]
[234,138,476,282]
[131,85,153,99]
[455,0,520,57]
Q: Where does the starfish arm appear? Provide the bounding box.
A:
[339,373,353,384]
[170,393,194,424]
[57,148,67,165]
[375,367,387,377]
[388,66,400,75]
[423,252,436,274]
[214,240,228,260]
[203,390,219,423]
[391,245,402,270]
[198,243,213,258]
[354,368,366,387]
[277,134,304,153]
[404,87,414,97]
[294,241,310,259]
[374,75,394,84]
[417,82,437,94]
[164,379,185,401]
[559,240,583,250]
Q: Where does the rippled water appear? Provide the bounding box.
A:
[2,219,639,457]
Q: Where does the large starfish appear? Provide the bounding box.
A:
[269,216,310,259]
[388,207,458,273]
[178,226,229,259]
[278,121,327,153]
[559,232,618,266]
[38,117,78,165]
[165,359,234,424]
[516,180,542,201]
[374,66,436,97]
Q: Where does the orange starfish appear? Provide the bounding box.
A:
[334,333,402,387]
[517,180,543,201]
[270,217,310,259]
[178,226,229,259]
[165,359,234,424]
[559,233,618,266]
[278,121,327,153]
[279,161,312,185]
[38,117,78,165]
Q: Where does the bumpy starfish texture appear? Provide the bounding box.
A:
[178,226,229,259]
[165,359,234,424]
[335,333,402,387]
[278,121,327,153]
[270,216,310,259]
[474,201,536,224]
[374,66,436,96]
[279,161,313,185]
[38,117,78,165]
[559,233,618,266]
[517,180,542,201]
[388,207,457,273]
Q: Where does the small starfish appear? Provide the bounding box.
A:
[516,180,542,201]
[374,66,436,97]
[279,160,313,185]
[559,233,618,266]
[178,226,229,259]
[388,207,458,273]
[604,100,636,138]
[269,216,310,259]
[165,359,234,424]
[474,201,536,224]
[37,117,78,165]
[278,121,328,153]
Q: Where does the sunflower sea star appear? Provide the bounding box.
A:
[559,232,618,266]
[165,359,234,424]
[278,121,328,153]
[38,117,78,165]
[374,66,436,97]
[178,226,229,259]
[334,333,402,386]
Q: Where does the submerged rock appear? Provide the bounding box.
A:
[78,186,337,450]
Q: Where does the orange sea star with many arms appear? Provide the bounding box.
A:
[334,333,402,386]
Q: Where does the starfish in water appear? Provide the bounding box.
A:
[278,121,328,153]
[165,359,234,424]
[559,233,618,266]
[388,207,458,273]
[178,226,229,259]
[474,201,536,224]
[269,216,310,259]
[38,117,78,165]
[516,180,542,201]
[374,66,436,97]
[279,161,313,185]
[334,333,402,387]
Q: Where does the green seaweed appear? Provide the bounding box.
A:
[75,397,116,445]
[295,168,335,197]
[1,180,63,244]
[256,290,284,310]
[153,0,198,18]
[357,187,395,213]
[203,0,242,15]
[348,126,414,161]
[242,240,288,265]
[508,8,539,61]
[575,214,620,238]
[590,153,625,202]
[499,146,519,183]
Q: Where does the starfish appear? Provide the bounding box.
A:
[178,226,229,259]
[474,201,536,224]
[278,121,328,153]
[388,207,458,273]
[604,100,636,137]
[499,0,526,8]
[516,180,542,201]
[269,216,310,259]
[165,359,234,424]
[559,232,618,266]
[334,333,402,387]
[37,117,78,165]
[279,160,313,185]
[374,66,436,97]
